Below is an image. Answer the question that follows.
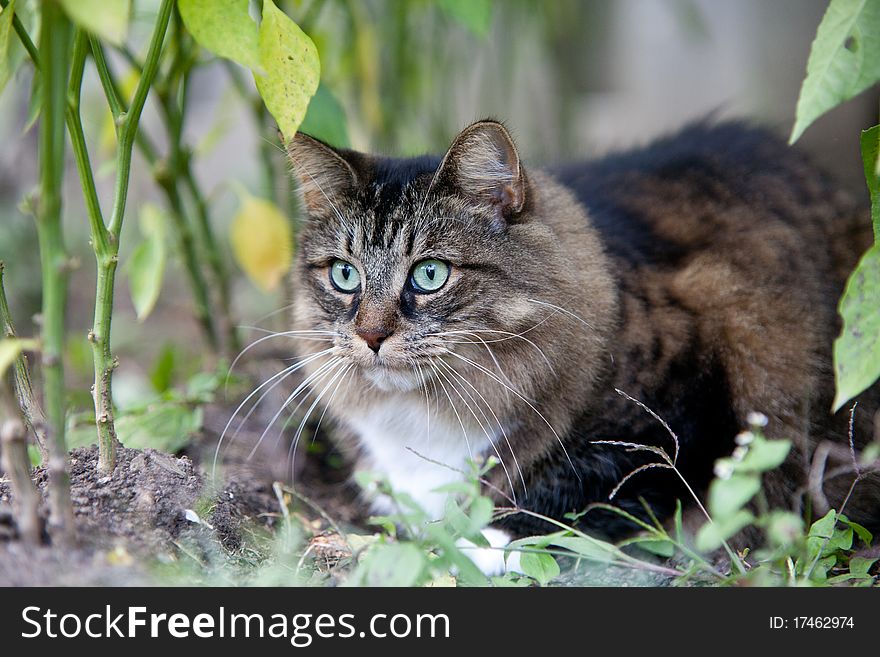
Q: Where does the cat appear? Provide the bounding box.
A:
[284,119,880,574]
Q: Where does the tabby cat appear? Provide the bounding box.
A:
[284,119,879,573]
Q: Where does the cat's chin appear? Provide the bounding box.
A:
[360,365,423,392]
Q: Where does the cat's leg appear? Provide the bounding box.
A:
[674,255,824,512]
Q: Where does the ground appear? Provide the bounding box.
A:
[0,394,372,586]
[0,381,675,587]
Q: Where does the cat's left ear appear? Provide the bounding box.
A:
[436,120,527,223]
[286,132,358,218]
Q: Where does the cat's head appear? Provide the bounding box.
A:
[285,120,612,402]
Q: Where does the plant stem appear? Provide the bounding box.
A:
[96,36,225,353]
[0,261,49,463]
[0,413,41,544]
[35,0,73,540]
[67,1,174,473]
[152,14,235,354]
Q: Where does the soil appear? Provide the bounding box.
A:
[0,394,365,586]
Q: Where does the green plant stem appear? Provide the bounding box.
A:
[152,17,220,351]
[67,1,174,473]
[0,262,49,464]
[150,14,236,354]
[35,0,73,540]
[96,37,227,353]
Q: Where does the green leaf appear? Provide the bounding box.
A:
[0,337,36,378]
[839,514,873,545]
[67,402,202,453]
[833,242,880,410]
[862,125,880,240]
[59,0,130,47]
[625,537,676,558]
[695,510,754,552]
[0,0,16,96]
[254,0,320,139]
[808,509,839,540]
[115,404,203,453]
[149,345,176,394]
[549,535,618,562]
[444,497,489,546]
[438,0,493,37]
[762,510,804,548]
[708,473,761,519]
[790,0,880,143]
[737,437,792,473]
[806,509,854,561]
[126,204,167,320]
[509,532,618,563]
[519,550,559,585]
[673,499,684,544]
[22,68,40,133]
[848,555,878,578]
[179,0,260,70]
[358,542,427,587]
[299,82,350,148]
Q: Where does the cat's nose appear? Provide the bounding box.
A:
[356,327,392,353]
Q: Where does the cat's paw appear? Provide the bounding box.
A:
[455,527,521,577]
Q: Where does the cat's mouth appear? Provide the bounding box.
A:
[358,360,424,392]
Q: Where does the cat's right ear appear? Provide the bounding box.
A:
[434,120,527,225]
[286,133,358,218]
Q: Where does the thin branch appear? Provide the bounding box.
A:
[0,261,48,463]
[0,412,41,544]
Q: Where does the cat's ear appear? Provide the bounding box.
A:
[436,120,526,222]
[286,133,358,217]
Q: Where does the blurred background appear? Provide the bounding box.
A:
[1,0,877,422]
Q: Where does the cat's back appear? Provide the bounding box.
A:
[551,121,869,283]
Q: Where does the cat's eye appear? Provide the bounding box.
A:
[410,259,450,293]
[329,260,361,292]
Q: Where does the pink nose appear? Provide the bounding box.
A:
[356,327,392,353]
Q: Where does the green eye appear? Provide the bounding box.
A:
[330,260,361,292]
[410,259,450,293]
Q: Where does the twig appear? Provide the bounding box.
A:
[280,483,347,541]
[602,388,747,575]
[0,412,41,544]
[0,262,48,463]
[803,402,867,581]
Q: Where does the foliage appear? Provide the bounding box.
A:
[126,204,169,321]
[790,0,880,144]
[792,0,880,410]
[230,190,293,292]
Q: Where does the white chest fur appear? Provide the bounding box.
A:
[351,396,499,519]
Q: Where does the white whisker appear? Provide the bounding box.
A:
[429,359,475,462]
[435,357,526,496]
[288,363,354,481]
[443,348,582,482]
[434,358,521,502]
[248,357,344,461]
[212,348,335,478]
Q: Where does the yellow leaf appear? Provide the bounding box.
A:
[230,195,293,291]
[253,0,320,139]
[0,337,37,378]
